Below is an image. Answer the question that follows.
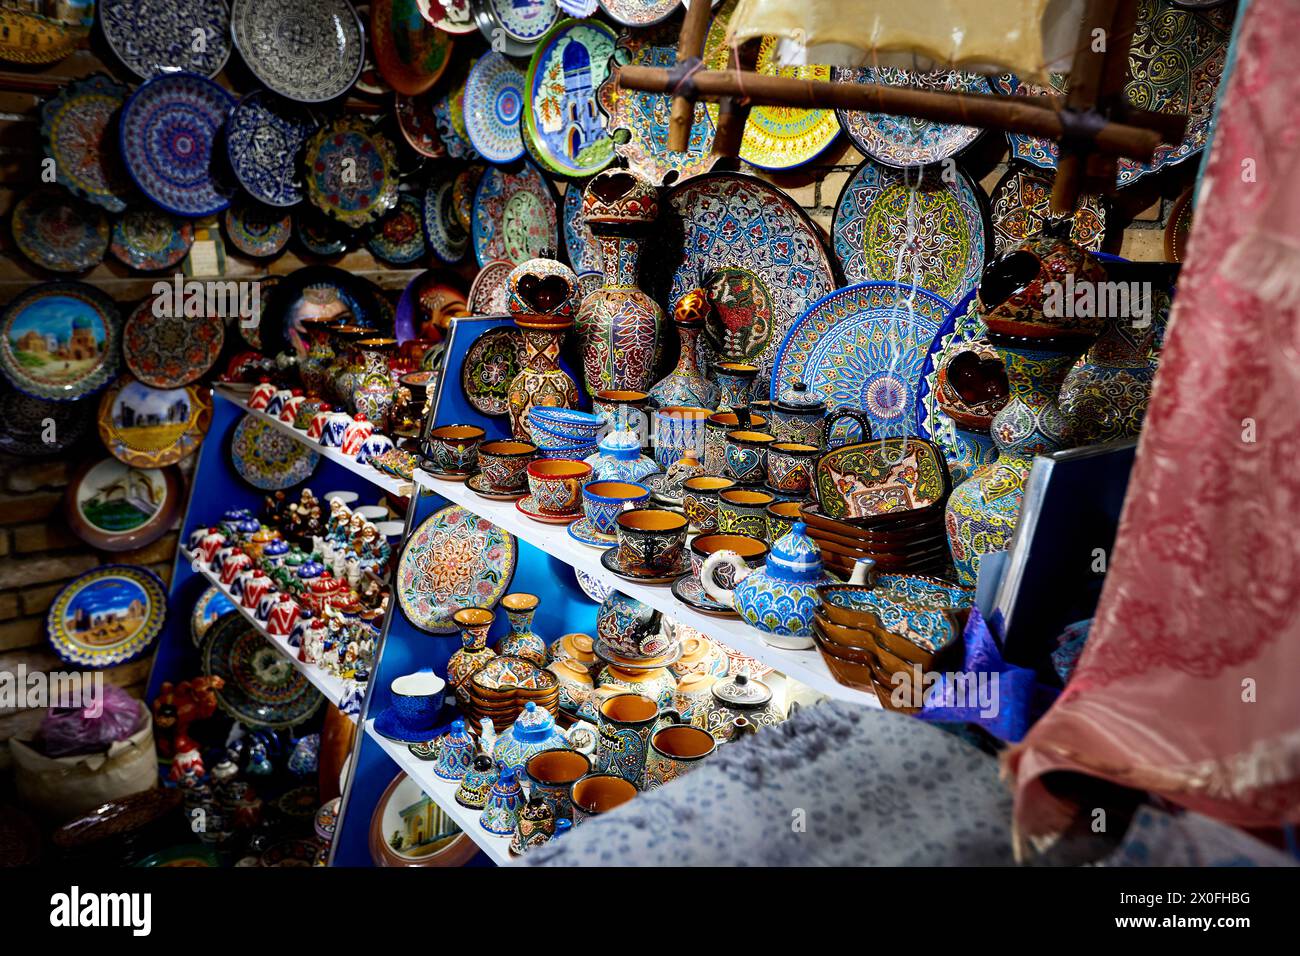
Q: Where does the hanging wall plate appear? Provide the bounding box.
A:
[418,0,478,34]
[231,0,365,104]
[464,51,526,164]
[523,17,618,178]
[467,259,514,314]
[97,376,212,468]
[423,177,469,265]
[203,614,323,729]
[0,388,92,457]
[303,118,401,229]
[226,91,319,208]
[395,91,447,158]
[122,297,225,389]
[561,180,599,273]
[99,0,232,80]
[39,73,132,213]
[110,208,195,272]
[475,0,559,57]
[373,0,454,95]
[224,201,293,258]
[1165,186,1193,263]
[10,190,109,273]
[230,413,321,489]
[47,565,167,669]
[191,590,237,648]
[367,193,429,265]
[598,0,678,27]
[0,282,120,402]
[989,165,1107,257]
[471,160,559,266]
[434,77,481,160]
[64,457,184,552]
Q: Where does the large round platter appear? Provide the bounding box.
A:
[771,281,953,440]
[231,413,320,490]
[192,591,237,648]
[989,165,1107,257]
[123,297,224,388]
[10,190,108,273]
[39,73,131,213]
[423,178,469,264]
[370,772,476,867]
[367,193,428,265]
[914,288,987,476]
[110,208,195,272]
[99,0,231,80]
[0,282,120,402]
[598,25,717,187]
[119,72,235,218]
[561,180,599,273]
[372,0,454,95]
[97,377,212,468]
[47,565,166,668]
[832,159,989,305]
[396,504,517,633]
[224,201,293,258]
[464,51,526,164]
[467,259,514,314]
[834,66,989,168]
[654,172,837,390]
[203,614,323,729]
[225,91,319,208]
[476,0,560,55]
[0,389,92,456]
[988,73,1064,171]
[231,0,365,104]
[64,457,183,551]
[461,326,524,415]
[599,0,679,27]
[418,0,477,34]
[303,118,401,229]
[523,18,618,178]
[395,91,446,158]
[471,160,559,266]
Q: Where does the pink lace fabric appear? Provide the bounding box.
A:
[1006,0,1300,857]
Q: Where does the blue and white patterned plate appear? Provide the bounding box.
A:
[99,0,231,80]
[464,51,526,164]
[771,281,953,440]
[230,413,320,490]
[226,90,319,208]
[119,72,234,218]
[567,517,615,549]
[423,177,468,264]
[231,0,365,104]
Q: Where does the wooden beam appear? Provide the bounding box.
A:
[668,0,713,152]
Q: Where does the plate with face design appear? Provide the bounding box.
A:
[471,160,559,266]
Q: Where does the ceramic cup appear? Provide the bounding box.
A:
[643,723,718,790]
[766,500,806,543]
[569,772,638,826]
[766,441,820,495]
[389,671,446,731]
[593,390,650,440]
[724,429,777,486]
[582,480,651,536]
[717,488,776,540]
[615,508,688,576]
[594,693,682,788]
[704,410,767,474]
[689,534,769,590]
[713,361,760,412]
[524,748,592,822]
[652,405,711,468]
[477,439,539,492]
[526,458,592,515]
[423,423,486,475]
[682,475,735,534]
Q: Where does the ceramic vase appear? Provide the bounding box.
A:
[447,609,498,707]
[497,594,548,668]
[327,324,370,412]
[353,337,399,428]
[505,259,583,440]
[649,289,717,409]
[1059,313,1158,445]
[713,362,759,414]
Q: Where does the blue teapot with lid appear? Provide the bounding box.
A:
[479,703,595,775]
[700,521,835,650]
[584,429,660,483]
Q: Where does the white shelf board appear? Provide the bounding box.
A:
[413,470,880,708]
[214,385,414,499]
[365,719,515,866]
[188,553,354,720]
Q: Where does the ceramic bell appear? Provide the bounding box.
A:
[510,796,556,856]
[455,755,499,810]
[583,429,660,483]
[480,764,526,836]
[431,719,476,782]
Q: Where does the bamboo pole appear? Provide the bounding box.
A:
[667,0,714,152]
[1053,0,1122,213]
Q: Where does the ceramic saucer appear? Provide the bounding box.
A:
[671,573,736,617]
[516,495,580,525]
[599,545,689,585]
[593,638,683,671]
[373,706,443,745]
[467,473,526,500]
[567,517,616,549]
[422,466,472,483]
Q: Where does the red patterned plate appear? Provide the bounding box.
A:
[122,297,225,388]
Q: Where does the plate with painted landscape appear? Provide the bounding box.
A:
[523,18,618,178]
[0,282,121,402]
[65,457,183,551]
[97,377,212,468]
[47,564,167,668]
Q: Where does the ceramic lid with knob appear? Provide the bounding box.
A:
[775,380,826,414]
[597,429,642,461]
[710,673,773,709]
[511,701,558,742]
[765,521,824,580]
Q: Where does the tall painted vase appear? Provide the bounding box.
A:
[505,258,583,440]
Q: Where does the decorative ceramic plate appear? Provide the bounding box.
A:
[418,0,477,34]
[599,0,678,27]
[65,457,183,551]
[598,25,717,188]
[10,190,109,273]
[396,504,517,633]
[370,772,474,867]
[989,165,1107,257]
[832,159,989,304]
[464,52,526,164]
[97,377,212,468]
[0,9,87,68]
[224,202,293,258]
[834,66,989,168]
[231,413,321,489]
[471,160,559,266]
[476,0,560,55]
[772,281,953,440]
[461,326,524,414]
[452,165,485,232]
[47,565,167,668]
[1165,186,1193,263]
[467,473,526,500]
[192,587,237,648]
[567,517,615,548]
[516,494,580,524]
[600,544,689,584]
[226,91,318,208]
[423,178,469,264]
[372,0,454,95]
[467,260,514,314]
[367,193,428,264]
[914,288,988,477]
[0,282,120,402]
[231,0,366,103]
[295,209,350,257]
[99,0,232,79]
[654,172,837,390]
[119,72,235,218]
[576,568,612,603]
[123,298,224,388]
[39,73,131,213]
[561,180,600,273]
[303,118,401,229]
[110,208,195,272]
[434,80,480,160]
[0,388,91,456]
[135,845,220,868]
[395,91,445,158]
[203,614,323,729]
[671,574,734,616]
[523,18,618,178]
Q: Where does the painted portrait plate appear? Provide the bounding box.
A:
[110,208,195,272]
[39,73,132,213]
[231,413,321,490]
[97,377,212,468]
[464,51,526,164]
[47,565,167,668]
[10,190,109,273]
[225,90,319,208]
[523,18,617,178]
[203,614,323,729]
[231,0,365,104]
[471,160,558,266]
[303,118,401,229]
[0,282,121,402]
[123,297,225,388]
[99,0,231,80]
[64,457,184,552]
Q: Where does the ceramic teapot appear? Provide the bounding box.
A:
[700,521,836,650]
[478,702,596,775]
[771,381,874,449]
[699,674,784,743]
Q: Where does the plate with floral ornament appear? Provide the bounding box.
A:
[467,260,515,314]
[423,178,469,264]
[434,79,480,160]
[471,160,559,266]
[123,296,225,388]
[476,0,560,57]
[47,564,168,669]
[203,614,323,729]
[396,504,518,633]
[599,0,679,27]
[97,376,212,468]
[231,413,321,490]
[0,282,120,402]
[771,281,953,440]
[224,201,293,258]
[367,193,428,264]
[99,0,231,79]
[110,207,195,272]
[119,72,235,218]
[832,158,989,305]
[464,51,526,164]
[10,190,109,273]
[0,387,92,456]
[64,457,184,552]
[989,165,1107,257]
[523,18,618,178]
[461,326,524,414]
[395,91,447,158]
[231,0,365,104]
[372,0,454,95]
[39,73,132,213]
[303,118,401,229]
[225,91,319,208]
